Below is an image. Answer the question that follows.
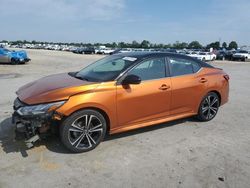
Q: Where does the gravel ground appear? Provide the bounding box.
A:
[0,49,250,188]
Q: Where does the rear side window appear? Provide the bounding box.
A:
[168,57,201,77]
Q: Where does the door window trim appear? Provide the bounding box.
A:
[116,57,170,85]
[166,56,202,78]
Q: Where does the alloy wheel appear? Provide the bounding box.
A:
[68,114,103,150]
[201,94,219,120]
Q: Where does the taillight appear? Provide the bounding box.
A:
[223,74,230,81]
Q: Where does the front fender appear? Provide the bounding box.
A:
[56,83,117,129]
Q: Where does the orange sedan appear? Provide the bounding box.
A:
[13,52,229,152]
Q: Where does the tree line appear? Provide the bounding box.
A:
[0,40,238,50]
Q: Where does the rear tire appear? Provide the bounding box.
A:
[196,92,220,122]
[60,109,107,153]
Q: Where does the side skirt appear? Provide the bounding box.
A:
[110,112,196,134]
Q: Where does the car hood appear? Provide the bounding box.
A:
[17,73,99,104]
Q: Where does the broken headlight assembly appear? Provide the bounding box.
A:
[17,101,66,116]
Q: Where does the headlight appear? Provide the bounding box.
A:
[17,101,66,116]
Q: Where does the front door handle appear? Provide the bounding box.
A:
[159,84,170,90]
[199,78,208,83]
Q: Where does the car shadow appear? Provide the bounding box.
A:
[0,117,71,157]
[0,116,198,157]
[0,62,28,66]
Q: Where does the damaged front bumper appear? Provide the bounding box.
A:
[12,98,64,148]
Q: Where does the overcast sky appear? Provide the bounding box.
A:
[0,0,249,45]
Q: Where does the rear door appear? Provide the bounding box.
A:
[167,56,207,115]
[116,57,171,127]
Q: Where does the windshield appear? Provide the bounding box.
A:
[75,55,137,82]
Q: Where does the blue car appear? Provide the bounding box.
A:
[0,48,30,64]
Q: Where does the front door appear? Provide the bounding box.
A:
[116,57,171,127]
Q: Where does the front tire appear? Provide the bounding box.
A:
[60,109,107,153]
[11,58,19,65]
[196,92,220,121]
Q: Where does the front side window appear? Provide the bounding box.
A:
[169,57,201,77]
[128,58,166,81]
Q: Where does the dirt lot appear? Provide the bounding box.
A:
[0,49,250,188]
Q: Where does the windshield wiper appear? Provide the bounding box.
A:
[68,72,89,81]
[75,75,89,81]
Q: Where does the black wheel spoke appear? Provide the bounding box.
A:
[210,107,217,113]
[71,133,85,146]
[87,134,96,145]
[69,128,84,133]
[75,134,86,148]
[89,124,103,133]
[202,106,209,113]
[211,98,218,106]
[85,134,93,148]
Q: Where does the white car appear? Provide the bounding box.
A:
[186,51,199,58]
[232,50,250,61]
[97,48,115,55]
[199,52,216,61]
[188,52,216,61]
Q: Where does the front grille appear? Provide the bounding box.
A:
[13,98,25,110]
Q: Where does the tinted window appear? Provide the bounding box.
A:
[169,57,200,77]
[93,59,125,72]
[76,56,136,82]
[128,58,166,81]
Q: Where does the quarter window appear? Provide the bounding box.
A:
[128,58,166,81]
[169,57,201,77]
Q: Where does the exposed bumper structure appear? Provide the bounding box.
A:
[12,98,60,148]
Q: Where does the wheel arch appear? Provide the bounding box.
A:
[87,107,111,135]
[61,106,111,135]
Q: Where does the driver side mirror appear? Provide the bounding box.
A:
[122,74,141,85]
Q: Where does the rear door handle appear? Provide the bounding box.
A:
[199,78,208,83]
[159,84,170,90]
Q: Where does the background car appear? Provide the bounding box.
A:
[97,48,115,55]
[83,47,95,54]
[216,50,235,61]
[72,47,85,54]
[0,48,30,64]
[232,50,250,61]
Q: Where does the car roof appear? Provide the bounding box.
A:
[115,51,187,60]
[114,51,214,68]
